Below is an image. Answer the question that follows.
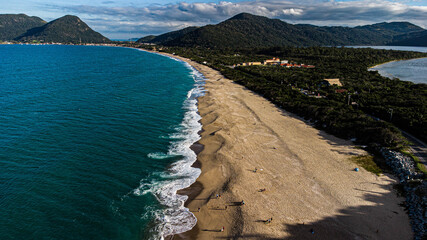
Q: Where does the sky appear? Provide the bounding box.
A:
[2,0,427,39]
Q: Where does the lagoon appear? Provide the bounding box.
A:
[349,46,427,84]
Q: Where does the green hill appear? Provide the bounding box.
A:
[151,13,425,48]
[0,14,46,41]
[137,35,156,43]
[137,26,198,44]
[389,30,427,47]
[15,15,110,43]
[355,21,423,35]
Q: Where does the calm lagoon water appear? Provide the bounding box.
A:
[0,45,204,239]
[349,46,427,84]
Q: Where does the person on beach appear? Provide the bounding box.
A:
[221,226,224,232]
[241,200,245,205]
[198,207,201,212]
[259,188,266,192]
[253,168,257,173]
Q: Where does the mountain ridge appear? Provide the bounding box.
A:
[137,26,199,44]
[388,30,427,47]
[15,15,110,43]
[139,13,425,48]
[0,14,46,41]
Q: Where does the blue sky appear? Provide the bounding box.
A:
[2,0,427,39]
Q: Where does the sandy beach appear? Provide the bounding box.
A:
[155,52,413,239]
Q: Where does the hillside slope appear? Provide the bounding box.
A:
[137,26,198,44]
[0,14,46,41]
[389,30,427,47]
[15,15,110,43]
[151,13,425,48]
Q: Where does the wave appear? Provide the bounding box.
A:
[133,60,205,239]
[147,152,176,160]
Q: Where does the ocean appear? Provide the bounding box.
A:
[0,45,204,239]
[349,46,427,84]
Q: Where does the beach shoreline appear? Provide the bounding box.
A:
[139,49,413,240]
[369,57,427,84]
[369,56,427,69]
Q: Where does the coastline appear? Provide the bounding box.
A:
[1,44,418,239]
[369,60,399,69]
[129,48,206,239]
[369,57,427,84]
[369,56,427,69]
[140,49,413,239]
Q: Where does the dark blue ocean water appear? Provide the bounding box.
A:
[0,45,203,239]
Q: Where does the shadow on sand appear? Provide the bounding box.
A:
[214,182,411,240]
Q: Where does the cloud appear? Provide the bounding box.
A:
[46,0,427,38]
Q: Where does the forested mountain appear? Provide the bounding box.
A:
[15,15,110,43]
[0,14,46,41]
[137,26,198,44]
[145,13,425,48]
[355,22,423,35]
[137,35,156,43]
[389,30,427,47]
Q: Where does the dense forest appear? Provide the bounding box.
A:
[135,44,426,149]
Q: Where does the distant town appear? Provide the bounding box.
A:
[232,57,315,68]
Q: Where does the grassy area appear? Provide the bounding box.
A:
[350,155,383,175]
[400,150,427,178]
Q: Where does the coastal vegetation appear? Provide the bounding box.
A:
[135,45,427,151]
[350,155,382,175]
[401,150,427,177]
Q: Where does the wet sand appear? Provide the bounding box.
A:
[154,52,413,240]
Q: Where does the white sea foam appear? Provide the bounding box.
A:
[133,57,205,239]
[147,152,176,160]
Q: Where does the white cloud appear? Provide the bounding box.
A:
[47,0,427,38]
[282,8,304,15]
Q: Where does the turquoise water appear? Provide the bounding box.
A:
[0,45,204,239]
[349,46,427,84]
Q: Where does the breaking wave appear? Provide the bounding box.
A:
[134,56,205,239]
